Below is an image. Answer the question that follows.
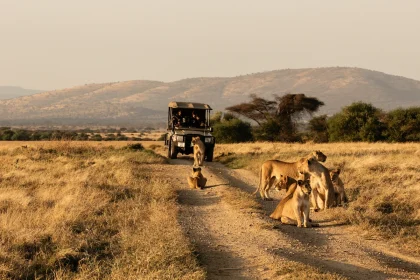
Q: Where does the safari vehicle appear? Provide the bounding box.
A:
[164,101,215,161]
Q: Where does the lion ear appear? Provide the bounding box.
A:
[336,168,341,174]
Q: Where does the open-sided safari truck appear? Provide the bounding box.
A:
[164,101,215,161]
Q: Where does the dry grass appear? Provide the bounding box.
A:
[222,187,262,213]
[0,141,204,279]
[215,142,420,255]
[273,261,347,280]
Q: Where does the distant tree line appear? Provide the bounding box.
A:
[0,128,150,141]
[212,94,420,143]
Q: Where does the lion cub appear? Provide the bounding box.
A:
[187,167,207,189]
[270,178,314,228]
[192,136,205,166]
[329,168,348,206]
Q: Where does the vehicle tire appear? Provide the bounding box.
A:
[205,147,213,162]
[167,139,172,158]
[168,140,177,159]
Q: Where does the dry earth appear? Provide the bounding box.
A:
[153,156,420,280]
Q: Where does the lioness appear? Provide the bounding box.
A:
[270,178,314,228]
[329,168,348,206]
[192,136,205,166]
[254,151,327,200]
[274,172,311,192]
[187,167,207,189]
[308,159,336,210]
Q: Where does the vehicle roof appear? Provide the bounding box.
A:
[168,101,212,110]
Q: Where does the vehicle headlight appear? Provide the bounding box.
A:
[176,135,184,142]
[205,137,213,143]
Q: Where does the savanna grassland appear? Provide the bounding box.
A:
[214,142,420,254]
[0,141,204,280]
[0,140,419,279]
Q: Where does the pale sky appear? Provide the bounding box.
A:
[1,0,420,90]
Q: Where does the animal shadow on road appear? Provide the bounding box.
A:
[177,189,221,207]
[271,249,402,280]
[364,248,420,274]
[203,183,230,189]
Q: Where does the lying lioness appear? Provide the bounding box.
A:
[187,167,207,189]
[270,178,315,228]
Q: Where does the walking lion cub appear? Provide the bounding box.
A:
[187,167,207,189]
[270,178,315,228]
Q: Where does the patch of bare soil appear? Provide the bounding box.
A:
[167,157,420,279]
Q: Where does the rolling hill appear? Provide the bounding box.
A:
[1,67,420,127]
[0,86,43,100]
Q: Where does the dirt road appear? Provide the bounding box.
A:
[165,158,420,279]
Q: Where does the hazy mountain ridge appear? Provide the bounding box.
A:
[0,86,44,100]
[1,67,420,126]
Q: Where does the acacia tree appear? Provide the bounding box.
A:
[225,94,277,126]
[226,93,324,141]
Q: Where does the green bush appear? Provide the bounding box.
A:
[328,102,385,142]
[90,134,103,141]
[384,107,420,142]
[253,119,295,142]
[11,130,30,141]
[307,115,329,143]
[213,118,253,143]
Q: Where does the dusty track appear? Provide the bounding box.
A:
[167,158,420,279]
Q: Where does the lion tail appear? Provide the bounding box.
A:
[253,166,262,195]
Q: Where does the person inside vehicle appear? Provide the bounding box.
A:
[196,115,205,127]
[191,111,198,127]
[172,110,184,127]
[191,111,205,128]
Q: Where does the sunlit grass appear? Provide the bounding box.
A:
[0,141,204,279]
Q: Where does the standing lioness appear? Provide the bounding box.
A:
[308,159,336,210]
[192,136,205,166]
[254,151,327,200]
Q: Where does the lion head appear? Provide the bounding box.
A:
[191,136,201,144]
[310,150,327,162]
[297,179,312,195]
[329,168,341,183]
